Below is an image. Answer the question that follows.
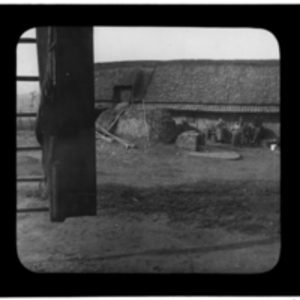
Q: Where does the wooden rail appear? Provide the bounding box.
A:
[17,146,42,151]
[16,112,37,117]
[17,176,44,182]
[18,38,37,44]
[17,207,49,213]
[17,76,39,81]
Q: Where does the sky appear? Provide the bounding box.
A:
[93,27,279,62]
[17,27,280,94]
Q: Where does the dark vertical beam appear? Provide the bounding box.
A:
[36,27,96,222]
[36,27,48,90]
[35,27,48,146]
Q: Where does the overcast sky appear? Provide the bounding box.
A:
[17,27,280,94]
[93,27,279,62]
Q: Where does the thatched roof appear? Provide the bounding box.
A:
[94,62,154,101]
[94,60,280,113]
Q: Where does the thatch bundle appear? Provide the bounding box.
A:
[115,106,178,143]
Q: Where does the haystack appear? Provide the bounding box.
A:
[95,109,119,132]
[115,106,178,143]
[95,102,131,133]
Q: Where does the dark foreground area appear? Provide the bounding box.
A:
[17,131,280,273]
[97,180,280,236]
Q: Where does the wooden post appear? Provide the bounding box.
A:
[36,27,96,222]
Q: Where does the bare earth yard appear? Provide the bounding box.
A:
[17,130,281,273]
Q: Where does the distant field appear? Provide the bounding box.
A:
[17,93,40,111]
[17,93,40,130]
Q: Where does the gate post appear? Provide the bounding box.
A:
[36,27,96,222]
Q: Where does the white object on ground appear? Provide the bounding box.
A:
[185,150,242,160]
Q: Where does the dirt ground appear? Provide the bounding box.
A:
[16,131,281,273]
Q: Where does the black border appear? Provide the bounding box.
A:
[4,3,298,296]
